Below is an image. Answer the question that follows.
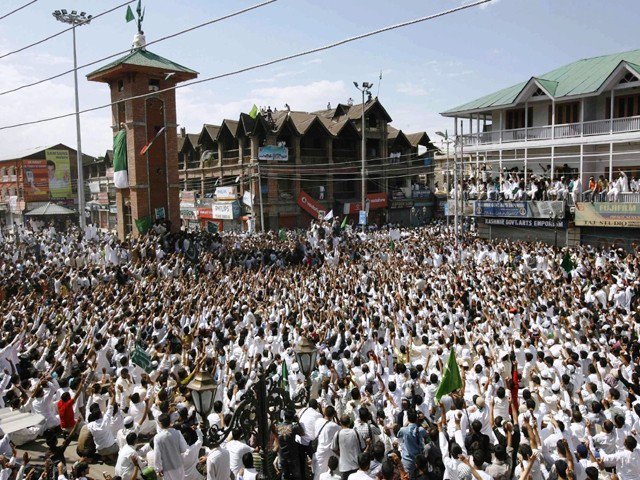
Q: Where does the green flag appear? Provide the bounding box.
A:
[561,252,574,274]
[340,216,348,229]
[135,216,153,235]
[249,104,259,119]
[125,5,135,22]
[278,228,286,241]
[435,349,462,402]
[281,361,289,392]
[390,240,395,251]
[131,345,152,372]
[112,129,128,189]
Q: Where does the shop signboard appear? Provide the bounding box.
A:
[258,145,288,161]
[574,202,640,228]
[297,190,325,219]
[485,218,567,228]
[212,201,241,220]
[474,201,564,219]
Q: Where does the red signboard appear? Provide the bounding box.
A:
[344,192,388,214]
[97,192,109,205]
[297,190,325,219]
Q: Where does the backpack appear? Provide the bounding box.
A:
[310,420,329,453]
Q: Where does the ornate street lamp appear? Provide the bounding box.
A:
[294,336,318,389]
[187,370,217,444]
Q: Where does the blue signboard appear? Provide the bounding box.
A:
[474,201,529,218]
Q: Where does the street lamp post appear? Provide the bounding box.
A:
[52,9,92,229]
[186,370,218,446]
[294,335,318,397]
[353,81,373,231]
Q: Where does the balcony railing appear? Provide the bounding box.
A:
[461,115,640,146]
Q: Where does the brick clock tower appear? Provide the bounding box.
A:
[87,35,197,239]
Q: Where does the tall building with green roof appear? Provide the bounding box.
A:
[440,48,640,247]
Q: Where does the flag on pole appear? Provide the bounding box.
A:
[112,130,128,189]
[324,210,334,221]
[340,216,348,229]
[125,5,135,22]
[249,104,259,119]
[281,361,289,392]
[435,349,462,402]
[278,228,286,241]
[136,0,142,18]
[561,252,575,274]
[140,127,166,156]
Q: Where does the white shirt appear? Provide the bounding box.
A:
[224,439,252,476]
[206,446,231,480]
[600,449,640,480]
[115,444,139,480]
[347,471,374,480]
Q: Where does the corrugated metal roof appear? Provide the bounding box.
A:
[25,202,76,216]
[87,49,198,78]
[443,48,640,115]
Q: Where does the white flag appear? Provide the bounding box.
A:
[324,209,334,221]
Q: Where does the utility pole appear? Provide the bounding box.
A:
[354,81,373,230]
[453,122,459,263]
[257,162,265,233]
[460,120,464,252]
[53,9,92,229]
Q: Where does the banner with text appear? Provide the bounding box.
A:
[258,145,289,161]
[297,190,325,219]
[574,202,640,228]
[22,160,49,202]
[343,192,388,214]
[45,149,72,199]
[474,200,564,219]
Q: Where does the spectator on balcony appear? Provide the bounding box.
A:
[631,175,640,193]
[487,180,499,200]
[583,176,597,202]
[570,176,582,204]
[607,171,627,202]
[597,175,608,201]
[548,176,568,201]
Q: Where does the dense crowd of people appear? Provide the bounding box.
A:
[0,219,639,480]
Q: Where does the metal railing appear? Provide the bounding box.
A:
[461,115,640,146]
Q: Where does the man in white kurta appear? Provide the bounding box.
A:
[154,414,188,480]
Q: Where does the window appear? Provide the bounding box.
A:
[505,107,533,129]
[532,88,546,97]
[549,102,579,124]
[366,115,378,128]
[618,72,638,85]
[606,93,640,118]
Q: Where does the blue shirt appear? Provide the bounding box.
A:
[397,423,428,463]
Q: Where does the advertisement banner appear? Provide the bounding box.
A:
[343,193,389,214]
[474,201,529,218]
[215,186,237,200]
[97,192,109,205]
[22,160,49,201]
[180,190,196,208]
[297,190,325,219]
[45,149,72,199]
[258,145,289,161]
[574,202,640,228]
[474,200,564,219]
[212,201,241,220]
[485,218,567,228]
[243,190,253,207]
[89,182,101,194]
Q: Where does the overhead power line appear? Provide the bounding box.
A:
[0,0,38,21]
[0,0,278,97]
[0,0,136,60]
[0,0,493,131]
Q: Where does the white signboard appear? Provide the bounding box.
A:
[212,202,235,220]
[243,190,253,207]
[215,186,237,200]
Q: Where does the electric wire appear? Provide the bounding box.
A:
[0,0,493,131]
[0,0,136,60]
[0,0,278,97]
[0,0,38,21]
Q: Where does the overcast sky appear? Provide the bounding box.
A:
[0,0,638,157]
